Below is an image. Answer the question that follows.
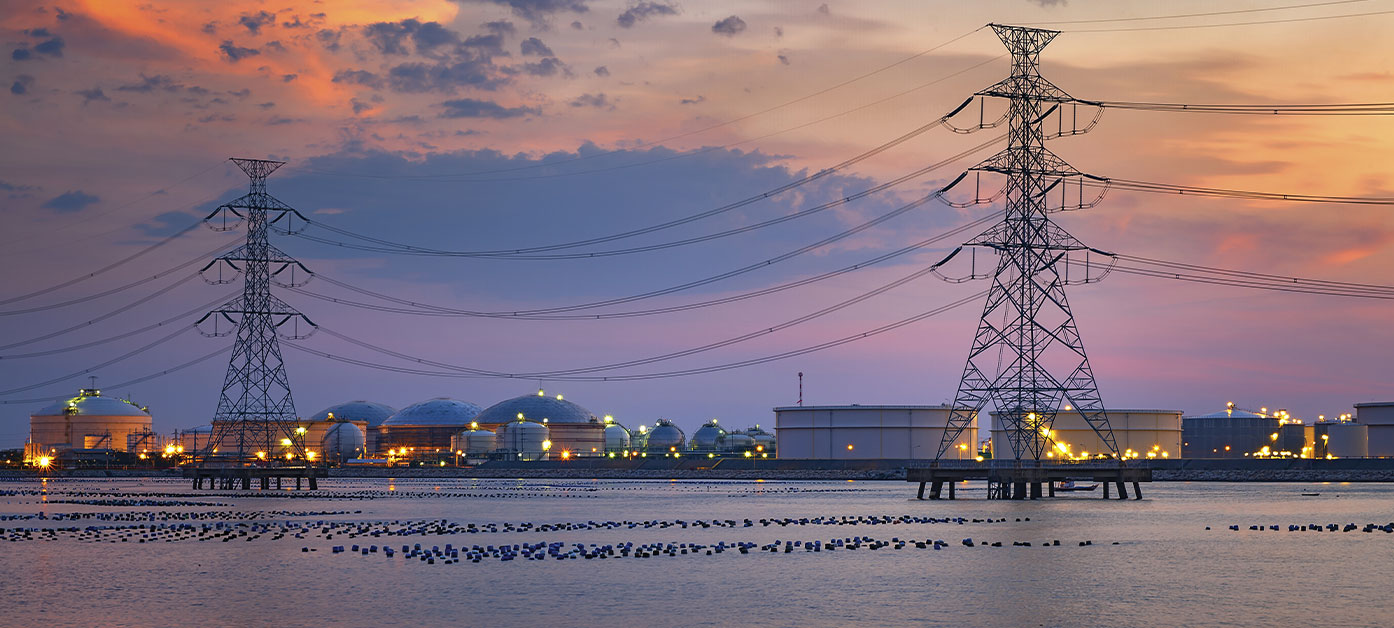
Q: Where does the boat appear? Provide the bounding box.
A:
[1054,480,1099,492]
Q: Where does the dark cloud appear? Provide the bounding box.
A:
[484,20,517,37]
[258,101,276,109]
[617,1,678,28]
[474,0,590,29]
[777,54,790,65]
[364,19,463,57]
[34,37,65,56]
[1030,0,1067,6]
[41,190,100,212]
[0,179,37,197]
[239,11,275,34]
[570,20,584,30]
[351,98,373,114]
[282,73,298,82]
[316,28,343,52]
[680,95,705,105]
[25,28,52,38]
[593,65,609,77]
[219,40,260,62]
[520,37,553,56]
[817,3,830,15]
[333,69,385,89]
[267,115,304,125]
[568,92,612,109]
[227,88,251,98]
[202,21,217,34]
[264,40,286,53]
[197,113,236,123]
[281,14,324,29]
[438,97,540,118]
[517,57,564,77]
[11,75,35,95]
[12,48,32,61]
[387,59,507,92]
[774,26,783,37]
[77,87,110,105]
[712,15,746,36]
[115,74,186,93]
[462,33,508,57]
[414,21,461,53]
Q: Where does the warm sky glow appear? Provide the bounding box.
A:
[3,0,1394,445]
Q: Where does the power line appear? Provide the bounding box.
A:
[0,240,231,316]
[1066,6,1394,32]
[0,273,208,352]
[0,292,235,360]
[1085,176,1394,205]
[1025,0,1376,26]
[291,27,989,181]
[0,324,196,396]
[283,291,987,382]
[0,345,230,405]
[288,216,997,320]
[1081,100,1394,115]
[286,137,999,261]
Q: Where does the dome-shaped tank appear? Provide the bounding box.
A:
[644,419,686,452]
[745,425,776,450]
[474,392,596,424]
[689,420,727,451]
[31,389,152,452]
[321,422,366,461]
[604,422,631,453]
[724,432,755,451]
[450,422,497,457]
[311,400,397,427]
[383,398,483,427]
[495,420,550,461]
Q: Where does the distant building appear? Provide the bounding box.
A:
[29,389,152,453]
[774,405,977,460]
[1183,405,1305,458]
[1355,402,1394,457]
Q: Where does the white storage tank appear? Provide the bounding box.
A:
[450,422,497,457]
[1355,402,1394,457]
[603,418,631,454]
[991,408,1183,461]
[29,389,153,452]
[774,405,977,460]
[1323,422,1368,458]
[495,420,550,461]
[321,422,366,462]
[689,420,727,452]
[643,419,685,453]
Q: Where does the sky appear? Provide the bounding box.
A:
[3,0,1394,447]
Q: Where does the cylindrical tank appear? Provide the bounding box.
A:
[451,423,497,457]
[723,433,755,452]
[1325,422,1369,458]
[644,419,685,452]
[495,420,550,461]
[604,422,631,453]
[689,420,726,451]
[745,426,776,452]
[321,422,366,462]
[30,389,152,452]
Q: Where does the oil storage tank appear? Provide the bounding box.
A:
[774,405,976,460]
[689,420,727,452]
[993,408,1183,460]
[450,422,497,458]
[312,401,396,456]
[376,398,483,456]
[474,391,604,458]
[602,417,631,454]
[30,388,152,452]
[1317,420,1368,458]
[321,422,366,462]
[1355,402,1394,457]
[643,419,685,453]
[495,419,550,461]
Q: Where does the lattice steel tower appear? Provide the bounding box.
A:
[936,25,1118,461]
[196,158,316,466]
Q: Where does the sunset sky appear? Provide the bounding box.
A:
[3,0,1393,445]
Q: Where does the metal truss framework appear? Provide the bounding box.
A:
[937,25,1119,461]
[197,158,316,466]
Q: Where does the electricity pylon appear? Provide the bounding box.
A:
[196,158,316,466]
[936,25,1118,461]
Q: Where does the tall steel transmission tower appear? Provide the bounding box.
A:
[936,25,1118,461]
[196,158,316,466]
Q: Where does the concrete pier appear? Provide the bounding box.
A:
[184,466,326,490]
[907,461,1151,500]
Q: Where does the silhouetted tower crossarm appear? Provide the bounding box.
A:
[199,158,317,468]
[935,24,1119,462]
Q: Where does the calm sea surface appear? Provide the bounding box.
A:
[1,477,1392,628]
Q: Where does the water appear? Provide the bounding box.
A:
[2,478,1392,627]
